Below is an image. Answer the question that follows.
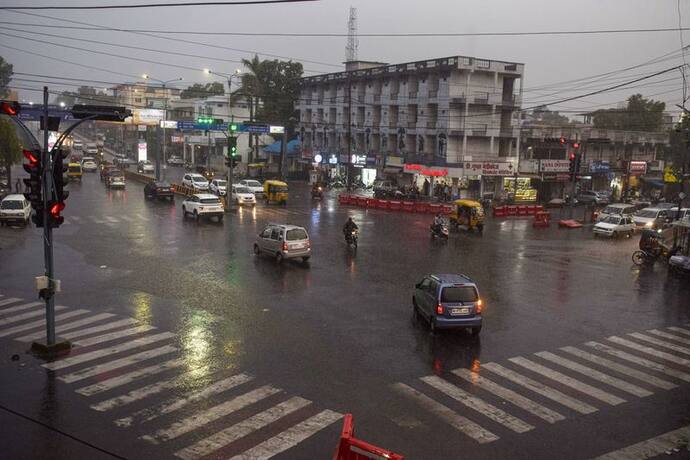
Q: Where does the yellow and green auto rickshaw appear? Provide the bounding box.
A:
[449,199,485,232]
[263,180,288,205]
[66,162,83,181]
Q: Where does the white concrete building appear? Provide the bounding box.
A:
[296,56,525,195]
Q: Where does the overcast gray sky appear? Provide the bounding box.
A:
[0,0,687,116]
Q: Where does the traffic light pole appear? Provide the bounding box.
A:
[41,87,57,348]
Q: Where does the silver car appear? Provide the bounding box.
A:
[254,224,311,263]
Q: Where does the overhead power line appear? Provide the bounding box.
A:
[0,0,317,10]
[0,21,689,37]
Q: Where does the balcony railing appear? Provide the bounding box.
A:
[373,95,381,104]
[450,95,466,104]
[426,121,437,129]
[390,93,399,101]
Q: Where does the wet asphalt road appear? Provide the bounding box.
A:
[1,163,690,460]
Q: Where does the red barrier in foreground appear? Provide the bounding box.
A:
[333,414,404,460]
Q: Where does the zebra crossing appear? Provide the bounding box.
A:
[61,213,155,226]
[0,293,342,459]
[394,324,690,445]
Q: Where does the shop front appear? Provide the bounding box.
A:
[351,154,377,186]
[538,159,571,201]
[587,160,612,192]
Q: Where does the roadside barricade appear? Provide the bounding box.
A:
[389,200,402,211]
[366,198,377,208]
[378,200,390,210]
[428,203,442,214]
[356,196,369,207]
[123,169,155,184]
[493,205,506,217]
[507,205,518,216]
[402,201,415,212]
[338,194,351,205]
[333,414,404,460]
[441,204,453,215]
[415,202,430,213]
[533,211,551,227]
[517,205,529,216]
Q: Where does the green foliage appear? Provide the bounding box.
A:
[592,94,666,131]
[180,82,225,99]
[531,106,573,125]
[0,56,12,98]
[0,117,22,185]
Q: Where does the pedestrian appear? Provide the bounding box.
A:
[443,183,450,202]
[423,178,430,196]
[14,178,21,194]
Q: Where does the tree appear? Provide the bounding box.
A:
[0,56,12,98]
[54,91,77,107]
[592,94,666,131]
[0,118,22,187]
[531,105,573,125]
[180,82,225,99]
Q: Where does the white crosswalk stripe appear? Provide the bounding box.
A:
[0,310,89,338]
[43,332,176,371]
[646,329,690,346]
[105,216,119,223]
[76,358,186,396]
[0,297,21,308]
[421,375,534,433]
[103,372,252,418]
[120,215,133,222]
[90,216,106,224]
[508,356,626,405]
[607,336,690,367]
[586,341,690,382]
[628,332,690,356]
[16,313,118,342]
[592,424,690,460]
[0,301,43,314]
[73,325,155,348]
[483,362,597,414]
[59,345,178,384]
[534,351,652,398]
[0,305,68,326]
[452,368,565,423]
[668,326,690,337]
[59,317,138,341]
[392,382,498,443]
[228,410,342,460]
[174,396,312,460]
[141,385,282,444]
[560,346,677,390]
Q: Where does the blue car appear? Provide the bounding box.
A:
[413,274,483,335]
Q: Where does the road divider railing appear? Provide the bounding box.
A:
[492,204,543,218]
[171,184,195,197]
[122,169,155,184]
[338,194,453,215]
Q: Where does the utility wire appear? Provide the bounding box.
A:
[0,0,318,10]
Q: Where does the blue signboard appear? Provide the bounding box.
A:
[590,160,611,174]
[177,121,228,131]
[18,107,74,122]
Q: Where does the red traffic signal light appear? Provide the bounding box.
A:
[0,100,20,116]
[569,151,576,161]
[23,149,39,166]
[49,201,65,227]
[559,137,567,145]
[572,142,580,149]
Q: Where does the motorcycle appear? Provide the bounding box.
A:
[345,229,359,248]
[311,186,324,200]
[430,223,449,240]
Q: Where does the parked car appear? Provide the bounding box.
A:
[144,181,174,201]
[137,160,155,174]
[596,203,638,222]
[182,173,209,191]
[106,170,126,188]
[412,274,482,335]
[239,179,264,196]
[254,224,311,263]
[633,207,671,230]
[577,190,609,205]
[231,185,256,206]
[593,215,636,238]
[0,194,31,226]
[373,179,396,197]
[167,156,184,166]
[209,179,227,196]
[81,156,98,172]
[181,194,224,222]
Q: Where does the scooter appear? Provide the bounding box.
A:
[311,186,324,200]
[430,223,449,240]
[345,229,359,248]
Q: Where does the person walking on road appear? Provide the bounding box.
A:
[14,178,21,194]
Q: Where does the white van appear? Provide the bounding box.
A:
[596,203,637,222]
[0,194,31,226]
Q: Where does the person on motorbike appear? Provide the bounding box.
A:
[432,213,444,233]
[343,217,358,235]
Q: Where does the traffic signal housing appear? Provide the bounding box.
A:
[22,148,44,226]
[49,149,69,228]
[228,136,238,157]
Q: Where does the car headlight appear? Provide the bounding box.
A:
[645,221,653,227]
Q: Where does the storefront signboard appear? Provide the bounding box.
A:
[519,159,539,174]
[629,161,647,175]
[539,159,571,173]
[589,160,610,173]
[463,161,515,176]
[542,173,571,182]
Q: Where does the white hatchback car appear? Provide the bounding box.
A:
[0,194,31,226]
[182,173,209,191]
[239,179,263,196]
[633,208,670,230]
[593,215,636,238]
[181,194,224,222]
[231,185,256,206]
[81,156,98,172]
[209,179,227,196]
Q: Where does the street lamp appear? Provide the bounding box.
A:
[59,102,65,108]
[142,74,183,180]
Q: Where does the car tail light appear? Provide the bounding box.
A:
[282,242,288,251]
[307,240,311,248]
[436,304,444,315]
[476,299,483,314]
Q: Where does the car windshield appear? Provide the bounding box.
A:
[215,180,227,187]
[235,187,251,194]
[68,166,81,172]
[636,210,659,218]
[155,182,170,188]
[82,157,94,162]
[441,286,478,303]
[200,198,221,204]
[271,186,288,192]
[1,200,23,209]
[192,176,207,182]
[602,216,621,224]
[111,172,124,178]
[286,228,308,241]
[246,181,261,187]
[602,206,623,215]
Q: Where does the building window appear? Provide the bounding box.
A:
[135,98,142,103]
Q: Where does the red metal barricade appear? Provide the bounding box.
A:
[507,205,518,216]
[428,203,442,214]
[402,201,415,212]
[441,204,453,215]
[366,198,377,208]
[493,205,506,217]
[338,194,350,205]
[533,211,551,227]
[415,202,429,213]
[535,205,544,214]
[389,200,402,211]
[517,205,529,216]
[356,196,368,207]
[334,414,404,460]
[526,205,536,215]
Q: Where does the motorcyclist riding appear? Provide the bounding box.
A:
[343,217,358,235]
[432,213,444,231]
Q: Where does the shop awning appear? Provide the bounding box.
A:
[640,177,665,189]
[383,167,402,174]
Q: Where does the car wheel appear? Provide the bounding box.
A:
[276,252,283,264]
[193,210,199,221]
[627,231,633,238]
[253,244,261,255]
[613,231,619,238]
[217,215,223,223]
[470,326,482,336]
[430,317,437,334]
[182,206,187,217]
[302,256,310,263]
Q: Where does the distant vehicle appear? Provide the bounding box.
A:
[81,157,98,172]
[0,194,31,226]
[167,156,184,166]
[373,179,396,197]
[85,143,98,155]
[231,185,256,206]
[633,208,671,230]
[73,140,83,150]
[0,180,10,200]
[577,190,609,206]
[413,274,482,335]
[182,173,209,191]
[239,179,263,196]
[181,193,224,222]
[596,204,638,222]
[137,160,155,174]
[144,181,174,201]
[195,166,215,181]
[100,164,116,181]
[655,202,677,210]
[254,224,311,263]
[593,215,635,238]
[67,163,82,181]
[106,170,125,188]
[209,179,227,196]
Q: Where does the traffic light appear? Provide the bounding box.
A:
[22,148,44,226]
[49,149,69,228]
[228,136,238,157]
[559,136,567,145]
[197,116,214,124]
[229,123,238,133]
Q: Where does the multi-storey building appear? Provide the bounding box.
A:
[112,82,181,110]
[296,56,525,195]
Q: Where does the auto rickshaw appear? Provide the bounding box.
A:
[449,199,485,232]
[66,162,83,181]
[263,180,288,205]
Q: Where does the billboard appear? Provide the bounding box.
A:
[138,142,147,162]
[125,109,165,126]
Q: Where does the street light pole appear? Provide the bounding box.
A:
[142,75,182,181]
